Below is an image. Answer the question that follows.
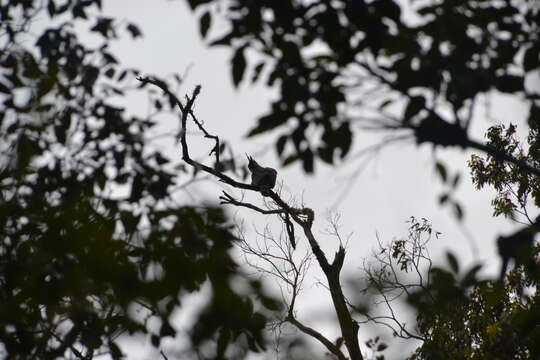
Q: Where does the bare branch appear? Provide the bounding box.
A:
[219,191,285,215]
[286,315,347,360]
[139,77,365,359]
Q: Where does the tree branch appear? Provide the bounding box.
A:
[355,59,540,178]
[286,315,347,360]
[139,77,364,359]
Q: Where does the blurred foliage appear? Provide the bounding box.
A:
[0,0,278,359]
[188,0,540,172]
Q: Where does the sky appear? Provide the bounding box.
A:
[48,1,534,359]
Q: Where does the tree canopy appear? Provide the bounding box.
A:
[0,1,277,359]
[191,0,539,173]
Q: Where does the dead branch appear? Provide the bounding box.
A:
[139,77,364,359]
[286,315,347,360]
[353,218,435,341]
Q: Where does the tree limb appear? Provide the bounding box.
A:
[139,77,364,359]
[286,315,347,360]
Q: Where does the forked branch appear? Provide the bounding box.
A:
[138,77,364,360]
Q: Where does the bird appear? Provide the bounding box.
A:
[247,155,277,193]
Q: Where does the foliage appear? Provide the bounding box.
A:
[2,0,540,359]
[408,250,540,360]
[189,0,539,173]
[0,1,276,359]
[469,123,540,221]
[184,1,540,355]
[361,218,539,360]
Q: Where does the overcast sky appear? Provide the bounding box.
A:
[54,1,535,358]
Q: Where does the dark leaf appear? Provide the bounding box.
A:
[435,162,447,182]
[282,154,299,167]
[0,81,10,94]
[446,252,459,274]
[523,45,539,72]
[109,341,123,360]
[47,0,56,16]
[126,23,142,38]
[199,11,211,39]
[150,334,160,347]
[276,135,288,156]
[210,32,234,46]
[105,68,115,78]
[247,113,285,137]
[301,148,314,173]
[160,322,176,338]
[404,96,426,123]
[231,46,247,87]
[453,202,464,220]
[494,74,524,93]
[251,62,265,83]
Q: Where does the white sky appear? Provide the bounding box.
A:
[35,1,535,359]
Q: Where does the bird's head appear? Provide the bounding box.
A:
[246,154,260,172]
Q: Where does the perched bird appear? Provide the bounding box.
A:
[247,155,277,192]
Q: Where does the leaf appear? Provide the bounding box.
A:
[246,113,284,137]
[462,264,482,287]
[378,98,393,110]
[126,23,142,38]
[47,0,56,16]
[439,193,449,204]
[104,68,115,79]
[494,74,523,93]
[210,32,234,46]
[276,135,288,156]
[336,123,352,158]
[160,322,176,337]
[282,155,298,167]
[199,11,211,39]
[91,17,114,38]
[446,252,459,274]
[435,162,447,182]
[453,202,464,220]
[0,81,10,94]
[231,46,247,87]
[404,95,426,123]
[217,328,231,357]
[452,173,461,188]
[117,70,128,82]
[318,146,334,164]
[109,341,123,360]
[301,148,314,173]
[251,62,265,83]
[373,0,401,23]
[186,0,213,10]
[523,45,539,72]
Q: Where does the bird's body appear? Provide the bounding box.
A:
[247,156,277,192]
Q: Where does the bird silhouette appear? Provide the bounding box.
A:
[247,155,277,193]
